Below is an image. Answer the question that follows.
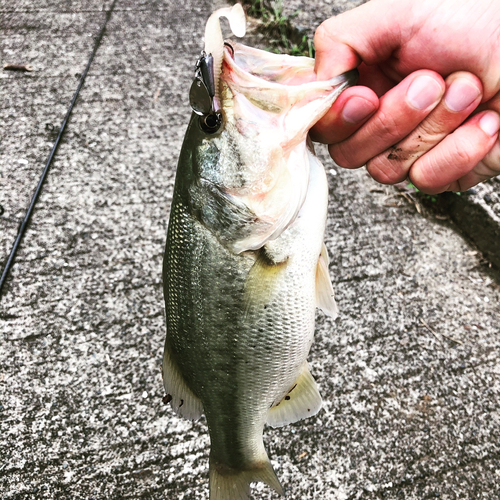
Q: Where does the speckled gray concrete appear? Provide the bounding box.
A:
[280,0,368,36]
[437,180,500,269]
[1,1,499,500]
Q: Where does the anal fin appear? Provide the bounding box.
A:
[162,345,203,421]
[316,242,338,318]
[267,363,322,428]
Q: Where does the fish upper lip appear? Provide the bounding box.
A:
[223,43,357,92]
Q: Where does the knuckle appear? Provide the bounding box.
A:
[415,119,446,144]
[314,22,334,45]
[371,109,406,144]
[367,155,408,184]
[329,142,361,169]
[452,141,475,166]
[314,23,327,41]
[481,141,500,175]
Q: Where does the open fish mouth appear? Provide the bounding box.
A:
[191,4,357,136]
[224,41,358,89]
[220,41,358,138]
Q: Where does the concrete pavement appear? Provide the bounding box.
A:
[1,1,499,499]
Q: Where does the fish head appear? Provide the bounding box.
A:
[180,15,357,253]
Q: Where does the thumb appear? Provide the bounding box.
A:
[314,0,404,80]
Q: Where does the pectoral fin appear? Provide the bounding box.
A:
[267,364,322,428]
[315,243,338,318]
[162,346,204,421]
[243,247,289,318]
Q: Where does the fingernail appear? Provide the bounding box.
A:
[479,111,500,136]
[342,96,376,124]
[406,75,443,110]
[445,79,481,112]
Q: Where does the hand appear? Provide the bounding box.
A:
[312,0,500,194]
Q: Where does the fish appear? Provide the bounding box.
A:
[162,4,357,499]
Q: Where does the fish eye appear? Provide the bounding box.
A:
[199,112,223,134]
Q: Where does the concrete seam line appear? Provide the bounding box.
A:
[0,0,119,299]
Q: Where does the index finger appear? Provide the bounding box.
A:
[314,0,405,80]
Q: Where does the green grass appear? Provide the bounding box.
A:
[406,181,462,201]
[406,182,438,202]
[239,0,314,57]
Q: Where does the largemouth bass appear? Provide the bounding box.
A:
[162,5,356,499]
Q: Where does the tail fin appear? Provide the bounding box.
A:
[209,457,284,499]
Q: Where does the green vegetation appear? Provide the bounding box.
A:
[240,0,314,57]
[406,181,461,202]
[406,182,438,202]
